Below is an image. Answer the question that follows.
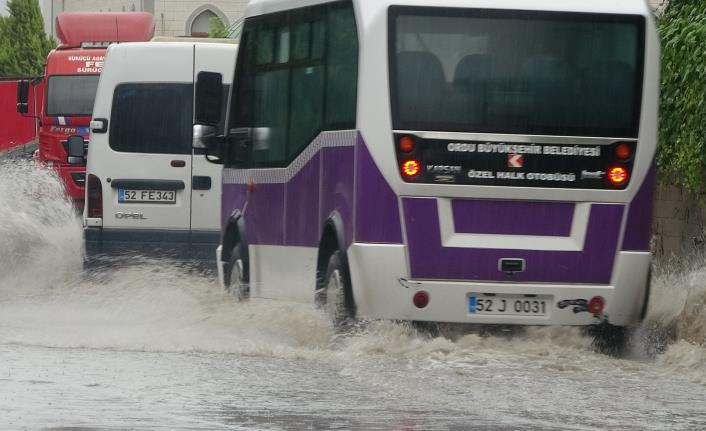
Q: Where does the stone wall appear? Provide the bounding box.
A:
[652,181,706,257]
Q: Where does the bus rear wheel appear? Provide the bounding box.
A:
[589,323,632,357]
[316,250,355,329]
[225,242,249,302]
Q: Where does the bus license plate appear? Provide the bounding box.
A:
[468,294,550,316]
[118,189,176,204]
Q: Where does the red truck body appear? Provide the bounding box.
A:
[34,12,154,206]
[0,79,44,152]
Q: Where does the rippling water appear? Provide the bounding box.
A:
[0,160,705,430]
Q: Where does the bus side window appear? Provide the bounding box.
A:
[230,1,358,168]
[288,13,326,159]
[325,3,358,129]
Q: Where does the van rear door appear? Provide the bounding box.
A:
[101,82,194,252]
[97,45,195,254]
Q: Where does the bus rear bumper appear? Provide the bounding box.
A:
[347,244,650,327]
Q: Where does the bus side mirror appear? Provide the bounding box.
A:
[16,80,29,114]
[67,135,86,165]
[194,71,223,127]
[194,71,225,164]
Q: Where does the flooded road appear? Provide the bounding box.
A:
[1,161,706,430]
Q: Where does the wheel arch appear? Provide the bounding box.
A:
[221,210,248,264]
[316,211,356,316]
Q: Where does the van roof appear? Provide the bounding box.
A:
[150,36,238,44]
[109,41,239,52]
[56,12,155,49]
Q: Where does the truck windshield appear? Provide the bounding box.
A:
[46,75,100,116]
[389,8,644,138]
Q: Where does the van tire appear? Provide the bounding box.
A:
[316,250,355,329]
[225,242,249,302]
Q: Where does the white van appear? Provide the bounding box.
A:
[81,41,237,264]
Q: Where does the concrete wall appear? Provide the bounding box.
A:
[653,181,706,257]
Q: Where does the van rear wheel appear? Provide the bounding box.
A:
[225,242,249,302]
[316,250,355,329]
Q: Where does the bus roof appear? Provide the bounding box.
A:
[56,12,155,49]
[245,0,651,18]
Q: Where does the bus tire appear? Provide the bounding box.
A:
[317,250,355,329]
[589,323,631,357]
[225,242,249,302]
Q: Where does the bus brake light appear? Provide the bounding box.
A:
[402,159,421,178]
[608,166,628,186]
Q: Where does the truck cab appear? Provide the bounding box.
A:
[18,12,154,209]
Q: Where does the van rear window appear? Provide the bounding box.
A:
[109,83,193,154]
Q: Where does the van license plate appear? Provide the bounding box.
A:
[118,189,176,204]
[468,294,550,316]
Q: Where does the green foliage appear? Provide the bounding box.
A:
[0,0,56,77]
[0,16,10,73]
[658,1,706,193]
[208,16,229,39]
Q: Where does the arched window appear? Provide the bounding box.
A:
[186,5,229,37]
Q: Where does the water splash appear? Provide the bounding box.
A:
[0,160,705,383]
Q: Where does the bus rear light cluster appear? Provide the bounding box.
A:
[607,166,628,186]
[588,296,605,315]
[401,159,421,178]
[86,174,103,218]
[413,291,430,309]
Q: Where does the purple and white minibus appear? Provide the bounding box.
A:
[193,0,658,349]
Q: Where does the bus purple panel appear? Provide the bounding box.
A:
[622,163,655,251]
[285,153,321,247]
[403,198,624,284]
[320,145,355,248]
[246,183,286,246]
[452,199,574,237]
[355,135,403,244]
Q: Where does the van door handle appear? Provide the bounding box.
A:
[192,176,212,190]
[171,160,186,167]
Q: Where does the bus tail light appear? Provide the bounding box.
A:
[413,291,430,309]
[399,135,415,153]
[401,159,421,178]
[615,143,632,161]
[86,174,103,218]
[588,296,605,315]
[607,166,628,186]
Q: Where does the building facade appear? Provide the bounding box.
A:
[37,0,246,37]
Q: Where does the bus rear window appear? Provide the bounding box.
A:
[389,8,645,138]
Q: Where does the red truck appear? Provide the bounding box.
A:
[16,12,154,208]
